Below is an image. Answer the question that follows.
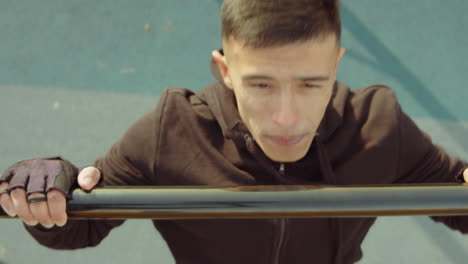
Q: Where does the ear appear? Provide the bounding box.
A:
[212,50,233,89]
[332,47,346,76]
[336,47,346,65]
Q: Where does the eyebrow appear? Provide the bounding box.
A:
[241,75,330,82]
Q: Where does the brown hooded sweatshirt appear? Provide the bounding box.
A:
[25,60,468,264]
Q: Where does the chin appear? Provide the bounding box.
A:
[259,137,311,162]
[265,147,308,163]
[269,156,303,163]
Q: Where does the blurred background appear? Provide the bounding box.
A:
[1,0,468,263]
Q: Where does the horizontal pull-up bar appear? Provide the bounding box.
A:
[2,184,468,219]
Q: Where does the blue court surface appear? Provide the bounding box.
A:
[1,1,468,263]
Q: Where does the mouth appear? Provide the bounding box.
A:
[266,134,306,147]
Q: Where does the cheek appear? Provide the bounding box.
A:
[298,91,332,122]
[235,91,271,129]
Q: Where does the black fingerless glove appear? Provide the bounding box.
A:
[0,157,79,199]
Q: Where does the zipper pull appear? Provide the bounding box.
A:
[279,163,285,177]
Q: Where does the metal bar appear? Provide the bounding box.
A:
[2,184,468,219]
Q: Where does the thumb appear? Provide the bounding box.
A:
[78,167,101,191]
[463,168,468,183]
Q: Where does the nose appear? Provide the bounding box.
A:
[272,91,299,128]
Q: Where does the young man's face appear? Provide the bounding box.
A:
[213,36,345,162]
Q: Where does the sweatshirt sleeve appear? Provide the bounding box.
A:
[24,91,168,249]
[395,106,468,233]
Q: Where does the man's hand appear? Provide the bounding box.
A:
[0,163,101,228]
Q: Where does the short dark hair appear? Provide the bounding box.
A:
[221,0,341,48]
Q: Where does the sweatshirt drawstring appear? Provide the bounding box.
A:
[315,132,344,264]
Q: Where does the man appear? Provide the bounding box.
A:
[1,0,468,263]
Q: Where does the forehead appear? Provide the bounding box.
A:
[224,36,339,71]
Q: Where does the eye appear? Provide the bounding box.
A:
[303,83,321,88]
[251,82,271,89]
